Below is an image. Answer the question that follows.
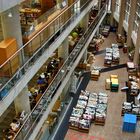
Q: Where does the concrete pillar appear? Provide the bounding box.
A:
[80,13,89,61]
[96,0,102,37]
[83,49,88,62]
[0,16,3,41]
[80,12,89,32]
[58,37,69,60]
[1,5,23,47]
[117,0,126,35]
[14,87,31,115]
[110,0,116,26]
[61,76,72,98]
[126,0,137,47]
[70,73,78,93]
[134,27,140,64]
[98,0,101,10]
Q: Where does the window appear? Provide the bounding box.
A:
[133,1,140,33]
[74,0,80,13]
[124,0,131,23]
[115,0,121,13]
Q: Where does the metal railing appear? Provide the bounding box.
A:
[0,0,92,100]
[13,1,108,139]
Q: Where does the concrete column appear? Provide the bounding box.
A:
[98,0,101,10]
[134,27,140,64]
[14,87,31,115]
[96,0,102,37]
[1,5,23,47]
[80,12,89,32]
[61,76,72,98]
[83,49,88,62]
[58,37,69,60]
[70,73,78,93]
[80,13,89,61]
[0,16,3,41]
[117,0,126,35]
[126,0,137,47]
[110,0,116,26]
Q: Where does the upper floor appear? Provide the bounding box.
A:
[0,0,100,117]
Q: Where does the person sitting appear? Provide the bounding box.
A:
[19,111,28,124]
[10,119,20,132]
[37,76,45,85]
[4,128,15,140]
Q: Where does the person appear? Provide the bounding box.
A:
[10,119,20,132]
[37,76,45,84]
[4,128,15,140]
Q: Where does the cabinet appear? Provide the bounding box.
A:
[40,0,56,13]
[0,38,19,77]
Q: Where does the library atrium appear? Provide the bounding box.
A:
[0,0,140,140]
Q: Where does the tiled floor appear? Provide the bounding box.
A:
[65,33,140,140]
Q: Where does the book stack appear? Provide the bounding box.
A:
[112,44,120,64]
[127,62,137,76]
[102,26,110,37]
[105,79,111,90]
[110,75,119,92]
[69,91,108,132]
[104,48,112,67]
[91,69,100,81]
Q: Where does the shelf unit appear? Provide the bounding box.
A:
[20,8,41,25]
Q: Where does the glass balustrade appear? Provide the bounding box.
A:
[0,0,92,100]
[13,1,108,139]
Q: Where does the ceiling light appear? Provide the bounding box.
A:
[8,12,13,18]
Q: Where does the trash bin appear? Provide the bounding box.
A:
[122,114,137,133]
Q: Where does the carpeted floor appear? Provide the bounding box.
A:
[65,33,140,140]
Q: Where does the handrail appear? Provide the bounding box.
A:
[13,1,108,139]
[0,0,78,68]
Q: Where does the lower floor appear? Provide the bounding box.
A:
[65,33,140,140]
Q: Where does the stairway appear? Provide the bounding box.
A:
[0,16,3,41]
[0,103,16,139]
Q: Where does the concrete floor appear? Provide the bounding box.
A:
[65,33,140,140]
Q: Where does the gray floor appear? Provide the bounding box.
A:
[65,33,140,140]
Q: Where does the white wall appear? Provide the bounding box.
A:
[0,0,25,13]
[1,5,23,47]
